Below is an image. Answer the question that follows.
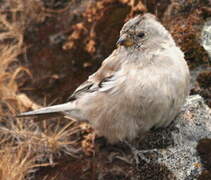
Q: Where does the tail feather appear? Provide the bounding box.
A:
[17,102,73,117]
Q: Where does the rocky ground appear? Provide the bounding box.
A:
[35,95,211,180]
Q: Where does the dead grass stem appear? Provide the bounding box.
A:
[0,0,83,179]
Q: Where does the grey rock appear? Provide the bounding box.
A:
[128,95,211,180]
[97,95,211,180]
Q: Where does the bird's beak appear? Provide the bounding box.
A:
[116,34,134,47]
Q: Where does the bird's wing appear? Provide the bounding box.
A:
[68,50,123,101]
[68,75,116,101]
[67,81,95,101]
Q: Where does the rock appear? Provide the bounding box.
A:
[201,10,211,59]
[37,95,211,180]
[133,95,211,180]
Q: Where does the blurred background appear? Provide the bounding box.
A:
[0,0,210,180]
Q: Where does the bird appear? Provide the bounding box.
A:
[18,13,190,144]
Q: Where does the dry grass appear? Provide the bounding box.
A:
[0,144,40,180]
[0,118,83,162]
[0,1,87,180]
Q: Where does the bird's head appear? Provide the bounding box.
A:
[117,13,173,49]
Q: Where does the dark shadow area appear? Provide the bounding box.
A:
[197,138,211,180]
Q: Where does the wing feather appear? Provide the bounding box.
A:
[68,75,117,101]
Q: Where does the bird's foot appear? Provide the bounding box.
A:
[124,141,158,165]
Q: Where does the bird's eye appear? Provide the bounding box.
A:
[137,32,145,38]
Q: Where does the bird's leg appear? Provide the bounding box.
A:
[124,140,158,165]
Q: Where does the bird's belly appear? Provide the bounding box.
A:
[85,93,180,143]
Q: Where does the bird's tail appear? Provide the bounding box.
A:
[17,102,75,118]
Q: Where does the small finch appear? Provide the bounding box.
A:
[18,13,190,144]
